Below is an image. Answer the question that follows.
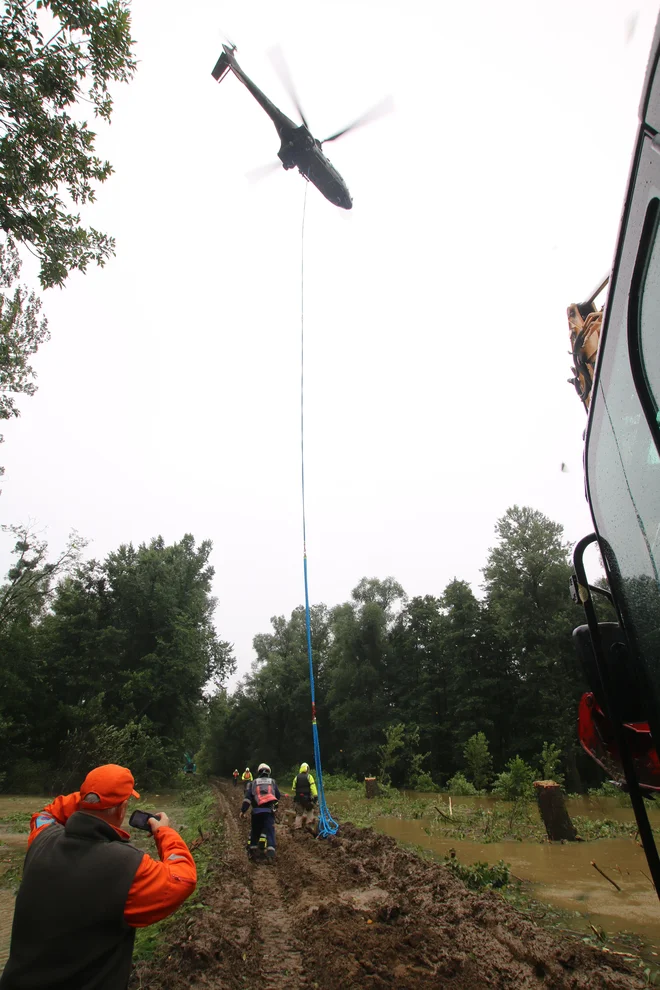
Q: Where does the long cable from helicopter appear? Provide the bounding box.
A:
[299,184,338,838]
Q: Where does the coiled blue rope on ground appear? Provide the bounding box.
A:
[300,185,338,838]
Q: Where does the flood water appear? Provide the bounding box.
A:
[375,794,660,948]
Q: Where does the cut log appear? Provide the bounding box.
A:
[533,779,578,841]
[365,777,380,799]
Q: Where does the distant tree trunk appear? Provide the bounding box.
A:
[365,777,380,799]
[534,780,578,841]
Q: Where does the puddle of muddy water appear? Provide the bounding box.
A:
[375,816,660,948]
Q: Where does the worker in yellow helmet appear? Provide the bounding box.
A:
[291,762,318,828]
[241,767,252,783]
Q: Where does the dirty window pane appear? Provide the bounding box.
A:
[640,209,660,424]
[587,186,660,702]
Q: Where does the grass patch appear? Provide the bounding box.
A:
[0,812,31,833]
[328,789,655,843]
[132,782,220,964]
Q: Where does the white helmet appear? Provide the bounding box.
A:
[257,762,271,774]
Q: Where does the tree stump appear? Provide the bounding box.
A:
[365,777,380,799]
[533,780,578,841]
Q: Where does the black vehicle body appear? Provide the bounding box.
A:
[573,11,660,897]
[211,45,352,209]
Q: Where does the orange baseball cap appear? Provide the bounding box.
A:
[79,764,140,810]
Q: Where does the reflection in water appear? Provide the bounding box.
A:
[376,814,660,945]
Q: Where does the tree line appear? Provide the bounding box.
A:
[202,505,605,792]
[0,527,234,792]
[0,505,606,794]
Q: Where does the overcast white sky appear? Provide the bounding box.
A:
[1,0,658,686]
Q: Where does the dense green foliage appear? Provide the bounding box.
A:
[0,0,136,473]
[0,0,136,288]
[0,505,606,795]
[463,732,493,790]
[203,506,602,792]
[0,529,234,790]
[442,856,510,890]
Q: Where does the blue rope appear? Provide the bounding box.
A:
[300,184,338,838]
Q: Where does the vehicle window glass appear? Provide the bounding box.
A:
[639,202,660,428]
[587,179,660,703]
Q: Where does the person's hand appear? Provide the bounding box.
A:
[240,811,246,820]
[148,812,169,834]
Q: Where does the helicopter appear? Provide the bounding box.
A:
[211,44,390,209]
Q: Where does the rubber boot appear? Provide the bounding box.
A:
[266,846,276,863]
[247,845,258,861]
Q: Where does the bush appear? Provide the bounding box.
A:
[443,856,509,890]
[492,756,535,800]
[587,781,631,806]
[447,772,477,796]
[322,773,363,792]
[410,771,439,793]
[463,732,493,790]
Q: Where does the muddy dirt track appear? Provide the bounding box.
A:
[132,781,645,990]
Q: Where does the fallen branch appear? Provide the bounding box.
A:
[599,947,637,959]
[590,860,621,891]
[433,806,454,822]
[640,869,654,887]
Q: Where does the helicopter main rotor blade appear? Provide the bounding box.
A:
[268,46,310,129]
[245,161,281,183]
[321,96,394,144]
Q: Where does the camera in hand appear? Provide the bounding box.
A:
[128,809,160,831]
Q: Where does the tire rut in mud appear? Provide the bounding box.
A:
[214,784,304,990]
[133,783,646,990]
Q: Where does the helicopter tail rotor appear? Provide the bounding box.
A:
[321,95,394,144]
[212,33,237,82]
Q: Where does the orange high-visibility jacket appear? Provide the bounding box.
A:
[28,792,197,927]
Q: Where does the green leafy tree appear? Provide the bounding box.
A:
[482,506,585,785]
[463,731,493,790]
[325,579,405,776]
[0,1,136,469]
[538,741,565,788]
[0,242,49,470]
[0,523,85,627]
[378,723,405,787]
[6,533,236,788]
[0,526,87,786]
[492,755,536,800]
[0,0,137,288]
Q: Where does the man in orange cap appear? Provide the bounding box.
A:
[0,763,197,990]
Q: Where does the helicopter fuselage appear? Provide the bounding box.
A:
[215,46,353,210]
